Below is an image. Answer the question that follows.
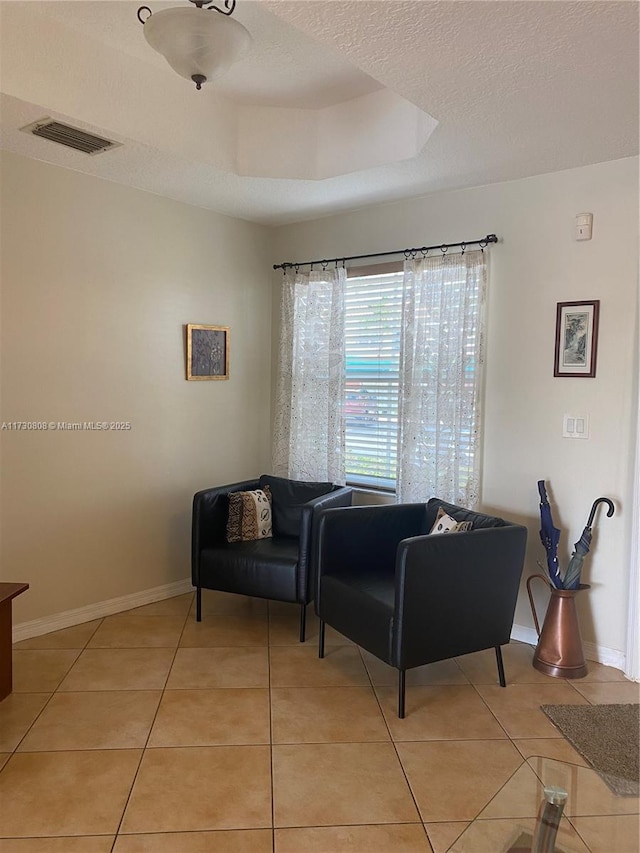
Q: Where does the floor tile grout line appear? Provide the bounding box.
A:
[108,593,194,846]
[268,601,276,852]
[276,820,435,827]
[84,617,105,645]
[7,685,63,756]
[464,748,534,827]
[109,748,150,852]
[439,822,467,853]
[17,687,168,694]
[468,678,514,741]
[564,815,596,853]
[144,592,194,736]
[559,810,599,846]
[567,679,596,704]
[8,624,106,756]
[451,655,473,686]
[358,646,433,846]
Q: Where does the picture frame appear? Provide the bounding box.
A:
[553,300,599,378]
[186,324,229,380]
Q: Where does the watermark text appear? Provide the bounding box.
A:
[2,421,132,431]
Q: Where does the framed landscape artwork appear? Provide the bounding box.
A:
[554,300,599,378]
[186,324,229,380]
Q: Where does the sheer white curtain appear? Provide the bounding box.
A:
[272,267,346,483]
[397,250,487,506]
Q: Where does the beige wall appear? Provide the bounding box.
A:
[272,157,639,658]
[3,150,637,658]
[1,151,272,624]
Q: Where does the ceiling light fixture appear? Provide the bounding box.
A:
[137,0,251,91]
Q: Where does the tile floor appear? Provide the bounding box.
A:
[1,591,638,852]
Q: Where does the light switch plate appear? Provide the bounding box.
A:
[575,213,593,241]
[563,414,589,439]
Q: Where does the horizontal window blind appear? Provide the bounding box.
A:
[344,269,403,489]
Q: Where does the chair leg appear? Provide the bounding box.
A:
[398,670,406,719]
[299,603,307,643]
[196,587,202,622]
[495,645,506,687]
[318,620,325,659]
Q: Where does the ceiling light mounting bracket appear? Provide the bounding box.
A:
[138,0,236,23]
[190,0,237,14]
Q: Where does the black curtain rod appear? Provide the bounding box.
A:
[273,234,498,271]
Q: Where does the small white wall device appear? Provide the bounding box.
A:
[575,213,593,241]
[563,414,589,439]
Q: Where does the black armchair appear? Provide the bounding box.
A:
[192,474,352,641]
[314,498,527,716]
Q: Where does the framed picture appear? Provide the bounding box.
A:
[554,300,599,377]
[186,324,229,380]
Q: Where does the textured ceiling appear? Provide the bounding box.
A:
[38,0,385,109]
[0,0,638,225]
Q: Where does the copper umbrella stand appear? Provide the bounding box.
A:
[527,574,591,678]
[529,491,614,679]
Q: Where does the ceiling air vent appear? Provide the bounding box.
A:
[20,119,120,156]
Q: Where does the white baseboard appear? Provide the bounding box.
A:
[511,623,626,673]
[12,578,193,643]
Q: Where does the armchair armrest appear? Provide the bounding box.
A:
[392,524,527,669]
[192,479,260,583]
[297,486,353,601]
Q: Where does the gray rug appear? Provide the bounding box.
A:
[541,703,639,797]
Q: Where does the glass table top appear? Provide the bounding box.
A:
[449,755,639,852]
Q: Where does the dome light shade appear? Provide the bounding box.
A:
[139,5,251,90]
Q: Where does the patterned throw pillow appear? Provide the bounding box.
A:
[226,486,273,543]
[429,506,473,535]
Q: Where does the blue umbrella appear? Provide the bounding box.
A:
[538,480,563,589]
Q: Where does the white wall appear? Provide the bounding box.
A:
[272,157,639,661]
[1,151,272,625]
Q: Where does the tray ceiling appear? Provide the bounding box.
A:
[0,0,637,225]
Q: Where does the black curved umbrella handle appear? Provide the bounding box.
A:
[586,497,615,529]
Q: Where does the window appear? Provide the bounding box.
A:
[344,264,403,490]
[274,251,485,505]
